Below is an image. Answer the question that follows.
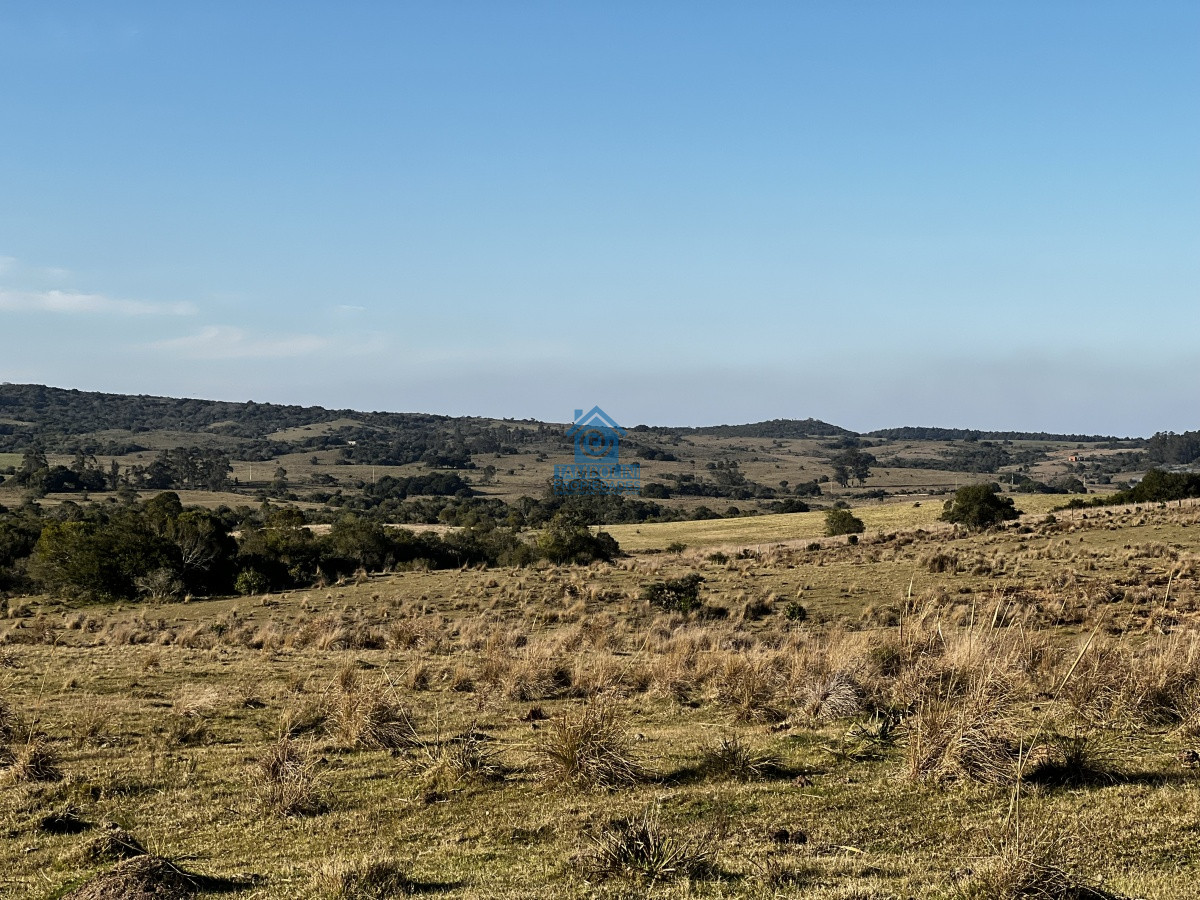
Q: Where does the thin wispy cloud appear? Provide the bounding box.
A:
[150,326,328,360]
[0,288,195,316]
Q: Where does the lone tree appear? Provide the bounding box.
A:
[825,507,865,536]
[941,483,1019,530]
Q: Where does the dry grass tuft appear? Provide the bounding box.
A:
[0,693,18,741]
[802,671,865,721]
[954,837,1122,899]
[1025,733,1123,788]
[311,856,428,900]
[64,853,252,899]
[3,735,63,783]
[714,657,785,723]
[255,734,327,816]
[415,726,505,794]
[905,678,1018,785]
[532,700,644,788]
[328,673,419,750]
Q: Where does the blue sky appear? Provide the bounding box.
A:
[1,2,1196,435]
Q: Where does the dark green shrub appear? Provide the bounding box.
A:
[642,574,705,613]
[940,484,1020,530]
[824,508,865,536]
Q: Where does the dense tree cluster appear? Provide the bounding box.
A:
[830,448,874,487]
[868,426,1129,442]
[1146,431,1200,466]
[1064,469,1200,510]
[0,493,620,602]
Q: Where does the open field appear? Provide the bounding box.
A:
[604,494,1084,551]
[3,500,1200,898]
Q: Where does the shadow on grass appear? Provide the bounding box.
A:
[653,759,819,786]
[1026,765,1198,790]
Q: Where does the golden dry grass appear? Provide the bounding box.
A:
[2,498,1199,898]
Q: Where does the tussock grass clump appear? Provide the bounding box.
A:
[533,701,644,788]
[416,727,504,793]
[71,701,117,749]
[1025,733,1123,788]
[256,735,327,816]
[1122,636,1200,726]
[699,734,779,782]
[328,672,418,750]
[2,735,63,783]
[164,684,220,747]
[802,671,865,721]
[906,679,1018,785]
[751,852,818,888]
[0,693,18,741]
[714,657,785,723]
[580,806,713,882]
[311,856,426,900]
[954,838,1121,899]
[501,654,572,702]
[280,701,327,738]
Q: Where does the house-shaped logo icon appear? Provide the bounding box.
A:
[565,406,625,466]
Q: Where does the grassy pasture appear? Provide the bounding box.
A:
[605,494,1083,551]
[3,500,1200,898]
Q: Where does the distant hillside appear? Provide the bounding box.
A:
[867,426,1135,444]
[0,382,440,438]
[0,382,1156,525]
[685,418,855,439]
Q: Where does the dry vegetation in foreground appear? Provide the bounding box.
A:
[2,500,1200,898]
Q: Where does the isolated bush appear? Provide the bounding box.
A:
[784,601,808,622]
[642,574,705,613]
[234,568,271,596]
[941,484,1019,530]
[824,508,865,537]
